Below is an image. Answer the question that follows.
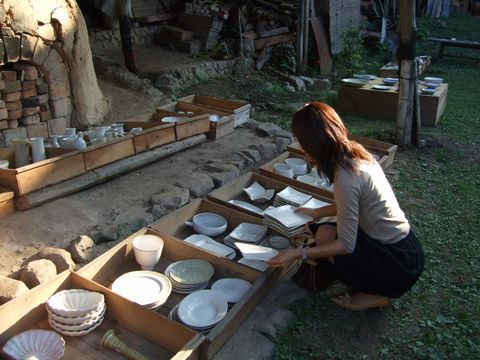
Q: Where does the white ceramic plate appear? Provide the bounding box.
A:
[424,76,443,84]
[238,257,268,272]
[421,88,436,95]
[184,234,235,258]
[111,271,172,307]
[243,182,275,203]
[235,242,278,261]
[276,187,312,205]
[161,116,186,123]
[177,290,228,328]
[264,205,313,228]
[167,259,214,285]
[268,235,291,249]
[341,78,369,87]
[229,223,268,243]
[2,330,65,360]
[296,175,318,186]
[48,302,106,325]
[353,74,377,80]
[228,200,264,215]
[301,198,330,209]
[211,278,252,303]
[372,85,392,90]
[383,77,399,85]
[47,289,104,318]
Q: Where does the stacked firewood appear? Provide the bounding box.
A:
[184,0,230,19]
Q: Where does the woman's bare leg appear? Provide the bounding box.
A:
[315,224,337,263]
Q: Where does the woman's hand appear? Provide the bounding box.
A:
[265,248,300,268]
[295,207,317,218]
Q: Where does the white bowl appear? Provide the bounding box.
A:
[178,290,228,328]
[0,159,9,169]
[296,175,318,186]
[185,212,228,236]
[341,78,369,87]
[48,302,106,325]
[425,82,440,89]
[211,278,252,303]
[383,77,399,85]
[424,76,443,84]
[421,88,436,95]
[161,116,186,123]
[47,289,104,317]
[285,158,308,175]
[132,234,164,270]
[273,163,294,178]
[2,330,65,360]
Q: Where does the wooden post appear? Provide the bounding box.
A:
[117,0,138,74]
[296,0,304,75]
[395,0,420,146]
[302,0,310,72]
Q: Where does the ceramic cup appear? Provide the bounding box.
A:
[285,158,308,175]
[95,126,107,139]
[132,234,164,270]
[273,163,294,178]
[12,138,30,167]
[30,137,46,163]
[0,159,9,169]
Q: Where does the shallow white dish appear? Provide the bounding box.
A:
[421,87,436,95]
[243,182,275,203]
[229,223,268,243]
[285,158,308,176]
[264,205,313,228]
[268,235,291,249]
[177,290,228,328]
[49,315,104,336]
[228,200,264,215]
[383,77,399,85]
[2,330,65,360]
[235,242,278,261]
[276,187,312,206]
[372,84,392,91]
[301,197,331,209]
[111,271,172,307]
[211,278,252,303]
[167,259,214,285]
[353,74,377,80]
[274,163,294,178]
[48,302,106,325]
[184,234,235,258]
[47,289,104,318]
[238,257,268,272]
[341,78,369,87]
[296,175,318,186]
[424,76,443,84]
[161,116,187,123]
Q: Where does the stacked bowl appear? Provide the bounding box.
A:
[46,289,105,336]
[165,259,215,294]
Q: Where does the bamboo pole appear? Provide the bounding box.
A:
[296,0,304,74]
[302,0,309,72]
[117,0,138,74]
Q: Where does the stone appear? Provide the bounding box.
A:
[0,120,7,130]
[4,1,37,33]
[38,94,49,105]
[3,91,21,102]
[0,7,5,23]
[22,81,36,91]
[1,71,17,81]
[3,35,21,63]
[22,107,40,117]
[233,152,255,167]
[0,132,4,147]
[6,101,21,111]
[203,161,240,177]
[284,82,296,92]
[0,80,5,91]
[248,143,279,161]
[37,24,56,41]
[312,78,332,91]
[114,207,153,238]
[214,331,275,360]
[47,63,68,83]
[152,204,167,220]
[36,77,45,85]
[22,96,40,108]
[21,34,38,61]
[3,127,26,147]
[26,123,48,139]
[4,80,22,93]
[275,136,291,153]
[0,40,4,66]
[49,80,71,100]
[150,185,190,210]
[269,308,298,333]
[208,171,238,188]
[15,69,25,82]
[22,88,38,98]
[8,109,22,120]
[47,117,67,135]
[0,108,7,120]
[288,75,306,91]
[256,122,283,138]
[30,247,76,273]
[20,114,40,126]
[239,149,262,163]
[300,75,316,86]
[51,97,72,117]
[175,173,214,198]
[88,224,118,244]
[31,40,51,66]
[36,83,49,94]
[1,27,15,36]
[8,120,18,129]
[13,64,38,81]
[0,275,29,305]
[19,259,57,288]
[0,100,5,107]
[42,49,64,75]
[69,235,95,263]
[243,118,260,130]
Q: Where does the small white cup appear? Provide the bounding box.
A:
[132,234,164,270]
[286,158,308,175]
[274,163,294,178]
[95,126,107,139]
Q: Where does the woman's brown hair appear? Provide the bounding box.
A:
[291,102,373,183]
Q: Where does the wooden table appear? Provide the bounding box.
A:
[337,78,448,126]
[428,37,480,60]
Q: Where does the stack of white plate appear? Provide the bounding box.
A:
[242,181,275,203]
[267,235,291,250]
[223,223,268,249]
[184,234,236,259]
[211,278,252,304]
[165,259,215,294]
[172,290,228,334]
[111,271,172,310]
[273,187,312,207]
[263,205,313,238]
[46,289,105,337]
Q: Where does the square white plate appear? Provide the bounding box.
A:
[235,242,278,261]
[301,198,330,209]
[184,234,235,258]
[277,187,312,205]
[228,200,264,215]
[229,223,268,243]
[264,205,313,228]
[238,257,268,272]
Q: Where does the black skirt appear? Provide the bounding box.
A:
[313,224,424,298]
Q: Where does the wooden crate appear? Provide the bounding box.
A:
[78,222,284,359]
[0,186,14,218]
[0,271,203,360]
[178,95,251,127]
[259,152,334,200]
[379,56,430,78]
[0,147,85,196]
[83,135,135,171]
[207,115,235,140]
[123,121,176,153]
[287,135,398,170]
[207,172,334,218]
[337,79,448,126]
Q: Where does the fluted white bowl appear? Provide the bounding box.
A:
[47,289,105,317]
[2,330,65,360]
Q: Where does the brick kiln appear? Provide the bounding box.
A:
[0,0,109,148]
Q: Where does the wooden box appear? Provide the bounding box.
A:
[0,271,203,360]
[259,152,334,200]
[79,221,283,359]
[123,121,176,153]
[287,135,398,170]
[207,172,333,218]
[207,115,235,140]
[178,95,251,127]
[379,56,430,78]
[337,79,448,126]
[0,186,14,218]
[0,147,85,196]
[83,135,135,171]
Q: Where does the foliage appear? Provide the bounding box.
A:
[334,30,368,77]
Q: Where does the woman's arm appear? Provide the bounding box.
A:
[296,203,337,219]
[265,239,348,268]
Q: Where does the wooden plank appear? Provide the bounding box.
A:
[254,34,295,50]
[160,25,194,41]
[157,37,202,55]
[207,115,235,140]
[130,123,176,153]
[83,135,135,171]
[14,135,206,210]
[133,13,176,23]
[0,196,15,218]
[260,27,290,38]
[310,16,332,75]
[175,116,211,140]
